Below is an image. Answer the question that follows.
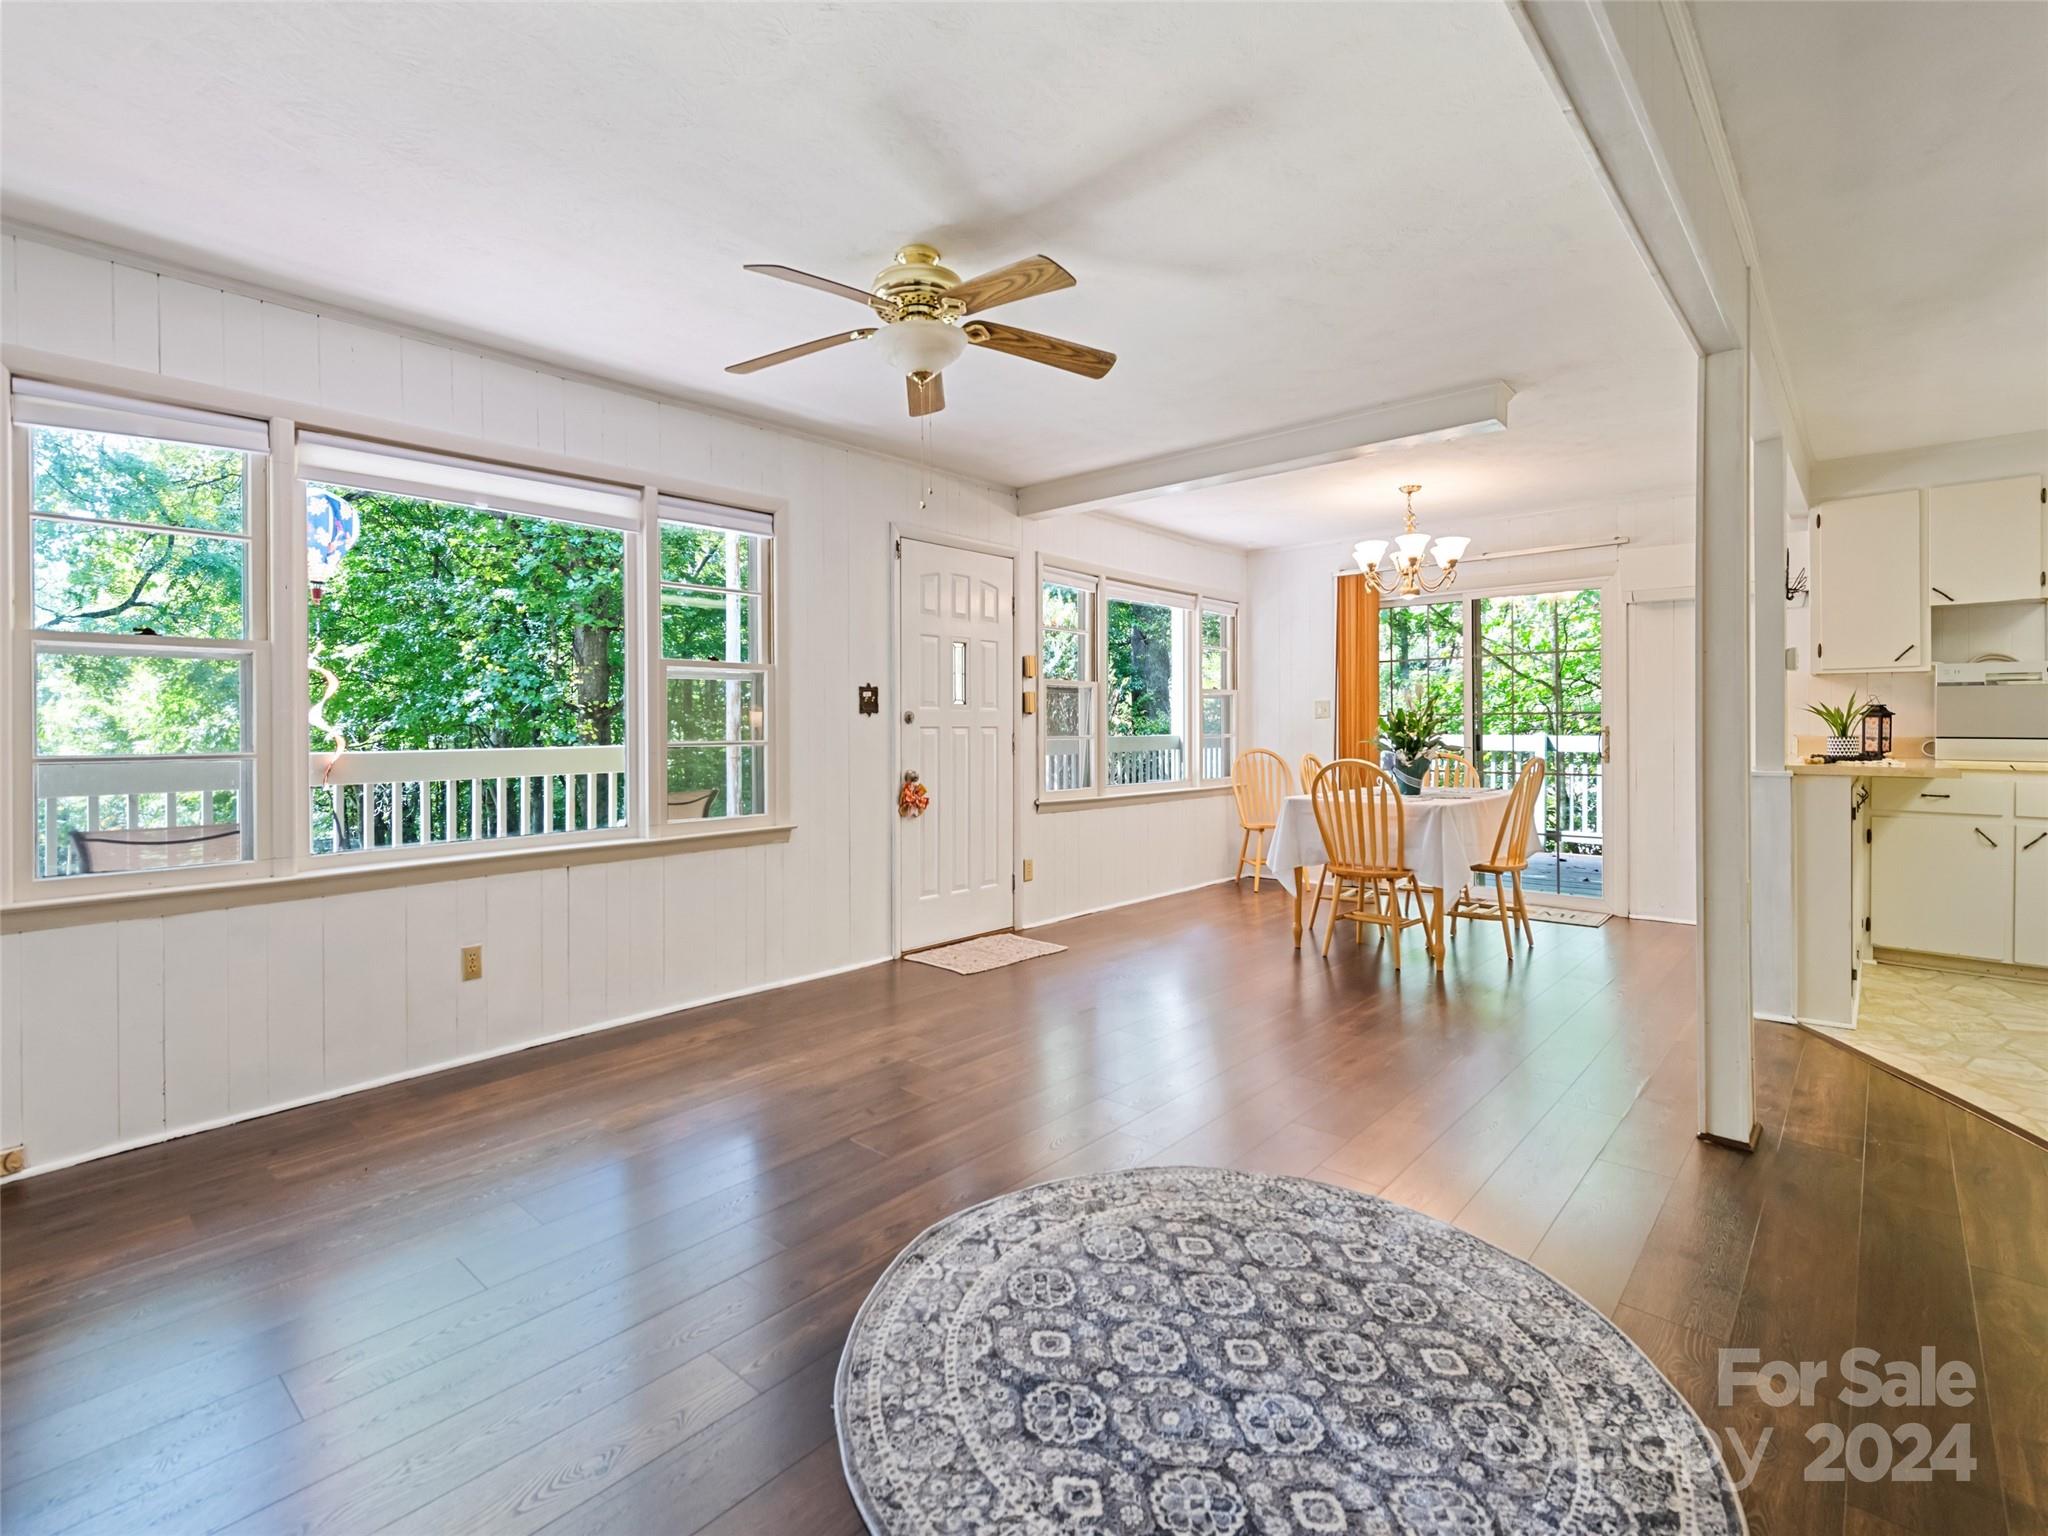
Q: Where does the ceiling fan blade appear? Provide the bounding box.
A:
[725,328,875,375]
[963,321,1115,379]
[742,264,886,309]
[948,255,1076,315]
[907,373,946,418]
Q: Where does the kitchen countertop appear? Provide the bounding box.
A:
[1785,757,2048,777]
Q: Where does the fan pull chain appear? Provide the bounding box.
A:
[917,413,934,515]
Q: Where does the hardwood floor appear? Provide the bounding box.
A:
[2,882,2043,1535]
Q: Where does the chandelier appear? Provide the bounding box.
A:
[1354,484,1469,597]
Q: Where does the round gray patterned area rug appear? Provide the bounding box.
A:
[835,1166,1744,1535]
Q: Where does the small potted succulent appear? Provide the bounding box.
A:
[1379,690,1455,794]
[1808,693,1867,761]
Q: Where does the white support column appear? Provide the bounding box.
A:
[1697,346,1757,1147]
[1750,435,1797,1022]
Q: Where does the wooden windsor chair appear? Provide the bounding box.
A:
[1231,748,1294,891]
[1309,759,1442,969]
[1447,755,1547,958]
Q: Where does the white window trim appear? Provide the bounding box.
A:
[1,364,792,909]
[1199,598,1238,785]
[1032,553,1244,807]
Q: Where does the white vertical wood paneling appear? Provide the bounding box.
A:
[115,918,165,1139]
[221,292,265,393]
[404,880,461,1067]
[564,382,607,461]
[266,897,326,1101]
[448,350,484,437]
[484,871,541,1048]
[626,858,664,1017]
[454,879,488,1050]
[1,931,25,1147]
[565,864,608,1027]
[20,926,119,1162]
[0,233,19,344]
[111,265,160,372]
[603,862,633,1015]
[162,909,231,1128]
[260,302,321,402]
[539,867,570,1033]
[158,276,226,384]
[398,338,455,431]
[534,372,565,454]
[318,317,402,418]
[226,904,270,1111]
[15,242,114,360]
[322,890,408,1087]
[480,359,539,448]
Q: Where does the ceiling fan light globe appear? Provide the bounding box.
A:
[872,317,968,379]
[1354,539,1388,572]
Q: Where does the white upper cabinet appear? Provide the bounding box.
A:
[1928,475,2046,607]
[1813,490,1928,673]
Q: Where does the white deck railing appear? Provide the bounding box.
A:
[34,756,250,878]
[310,744,628,854]
[1044,735,1189,791]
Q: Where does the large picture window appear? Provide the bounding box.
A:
[660,496,774,821]
[1037,563,1239,802]
[14,384,267,880]
[6,378,785,901]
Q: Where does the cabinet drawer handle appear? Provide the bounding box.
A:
[1919,792,1951,799]
[1893,643,1916,662]
[2025,832,2047,851]
[1931,586,1954,602]
[1975,826,1999,847]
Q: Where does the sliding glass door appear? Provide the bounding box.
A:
[1376,587,1607,903]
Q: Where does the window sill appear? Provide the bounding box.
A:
[1034,784,1234,813]
[0,821,796,932]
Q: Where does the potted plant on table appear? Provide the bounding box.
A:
[1379,690,1455,795]
[1808,693,1867,761]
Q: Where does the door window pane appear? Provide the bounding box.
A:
[1378,600,1464,734]
[1476,588,1603,898]
[1106,594,1188,786]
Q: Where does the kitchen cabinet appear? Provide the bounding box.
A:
[1813,490,1928,673]
[1870,811,2013,962]
[2019,818,2048,969]
[1928,475,2046,607]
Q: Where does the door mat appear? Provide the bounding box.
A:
[903,933,1068,974]
[1526,906,1610,927]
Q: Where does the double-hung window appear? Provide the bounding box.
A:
[1039,569,1096,793]
[1199,598,1237,781]
[294,434,638,858]
[659,496,773,822]
[1037,562,1241,801]
[12,382,268,882]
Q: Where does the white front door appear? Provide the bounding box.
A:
[898,538,1015,951]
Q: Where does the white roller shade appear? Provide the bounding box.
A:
[297,432,640,528]
[1043,568,1099,593]
[1104,580,1195,610]
[657,494,774,538]
[1201,598,1240,619]
[11,379,270,455]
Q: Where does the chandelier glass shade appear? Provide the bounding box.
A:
[1354,485,1467,597]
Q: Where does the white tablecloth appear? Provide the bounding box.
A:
[1262,789,1525,894]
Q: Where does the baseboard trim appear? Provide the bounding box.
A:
[1021,874,1235,930]
[0,951,892,1184]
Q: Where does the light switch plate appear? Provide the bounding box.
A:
[1022,859,1034,882]
[1313,700,1332,719]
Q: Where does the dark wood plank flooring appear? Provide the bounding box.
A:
[3,883,2043,1535]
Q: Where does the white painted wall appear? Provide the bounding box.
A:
[0,232,1245,1173]
[1244,497,1697,919]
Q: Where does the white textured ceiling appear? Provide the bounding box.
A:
[1690,0,2048,461]
[0,2,1695,544]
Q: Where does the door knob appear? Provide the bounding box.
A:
[903,711,914,724]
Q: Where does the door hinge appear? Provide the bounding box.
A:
[1816,642,1823,659]
[1814,512,1821,528]
[894,537,902,558]
[1863,915,1871,932]
[1851,966,1859,984]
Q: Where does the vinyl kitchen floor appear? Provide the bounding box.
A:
[1837,960,2048,1142]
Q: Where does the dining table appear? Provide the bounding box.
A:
[1261,786,1529,949]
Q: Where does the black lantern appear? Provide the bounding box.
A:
[1860,700,1893,761]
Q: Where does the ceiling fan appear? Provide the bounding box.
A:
[725,244,1116,417]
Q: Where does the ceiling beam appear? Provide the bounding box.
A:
[1015,382,1513,519]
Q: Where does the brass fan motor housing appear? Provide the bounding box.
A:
[872,245,967,321]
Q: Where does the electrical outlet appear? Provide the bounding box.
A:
[1022,859,1035,882]
[1313,700,1332,720]
[460,944,483,982]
